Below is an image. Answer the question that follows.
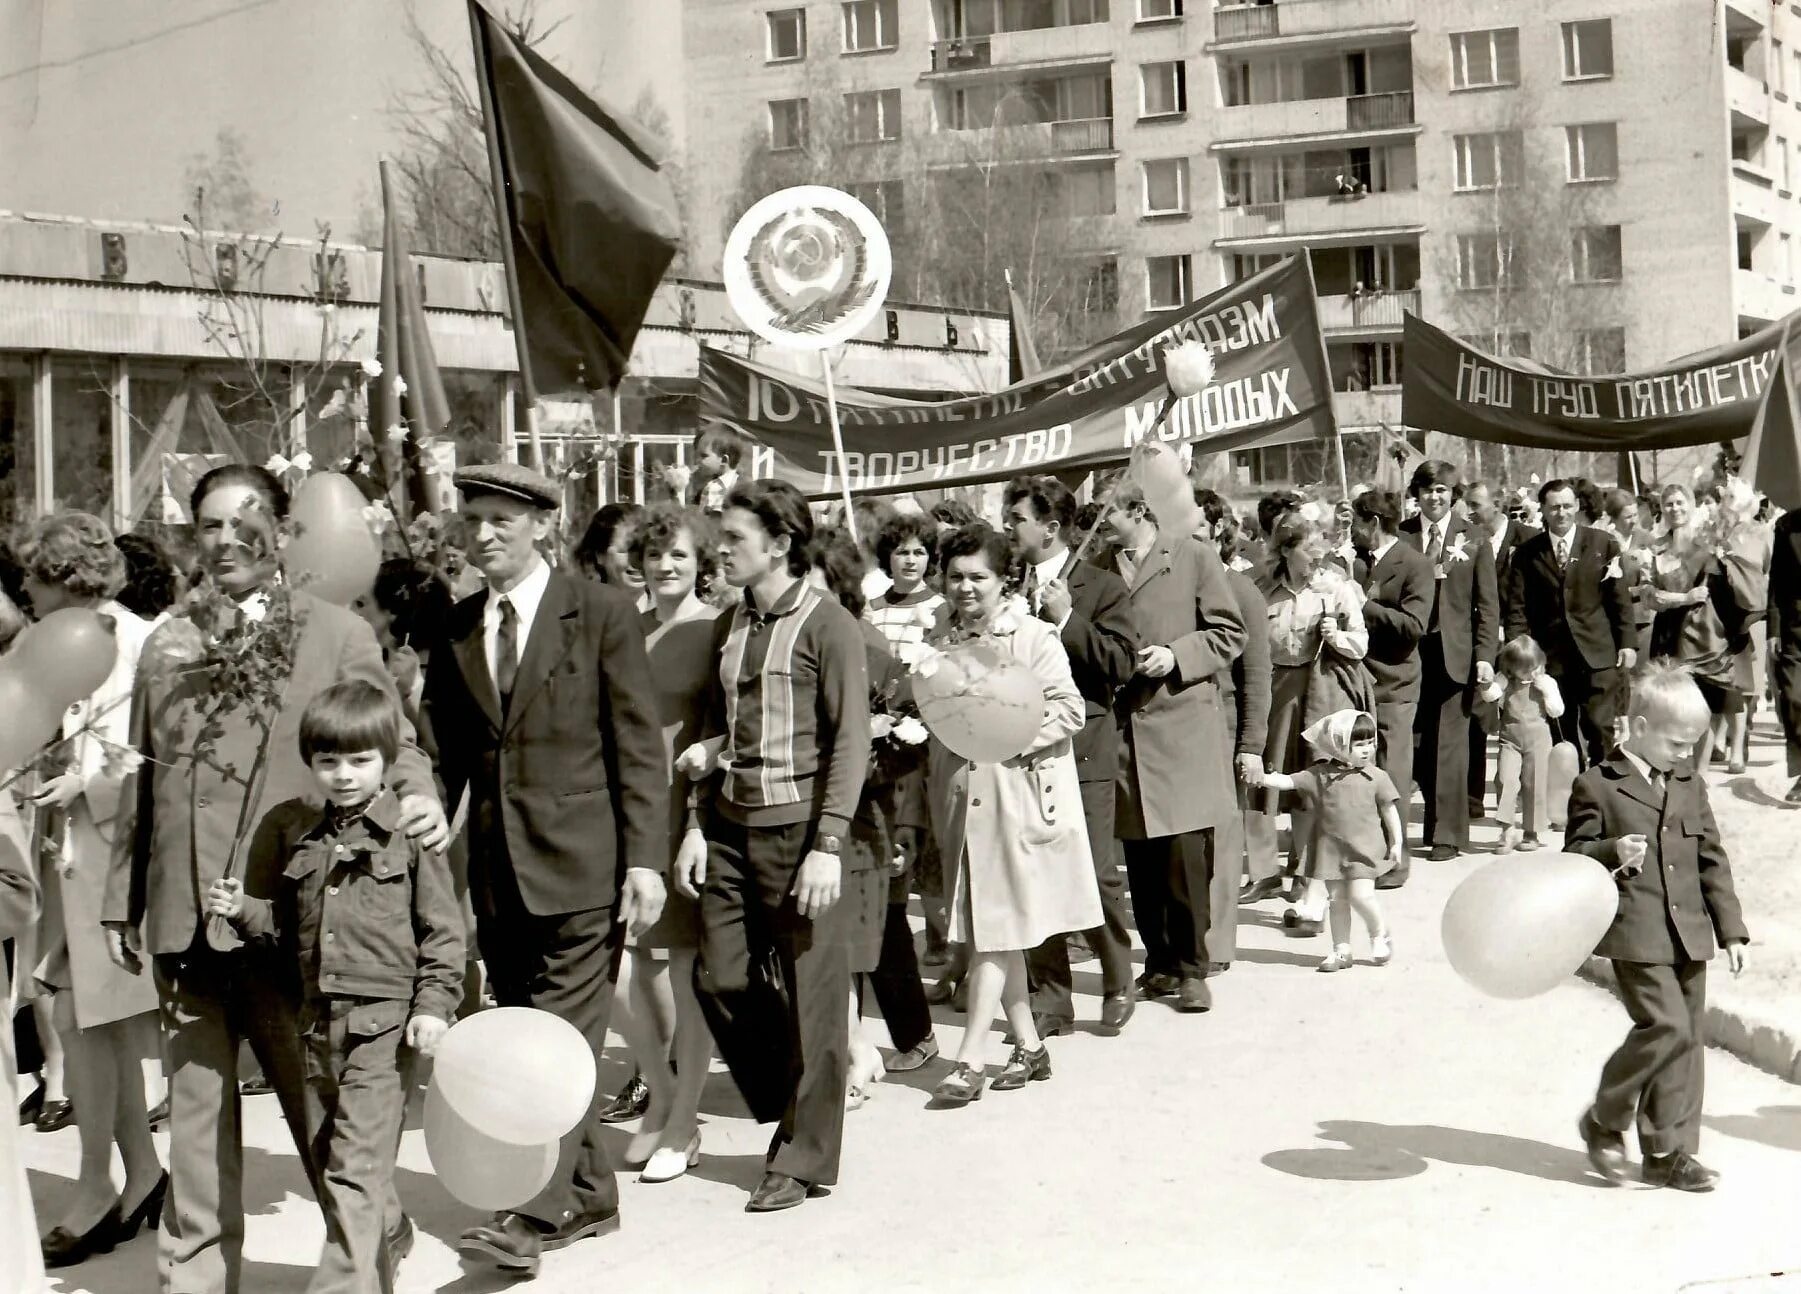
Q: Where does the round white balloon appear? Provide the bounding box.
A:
[723,185,893,350]
[431,1007,596,1145]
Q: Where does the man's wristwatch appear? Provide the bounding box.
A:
[815,834,843,856]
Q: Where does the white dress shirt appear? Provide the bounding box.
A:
[1487,519,1508,558]
[483,556,552,693]
[1551,530,1574,568]
[1031,549,1073,631]
[1368,535,1398,569]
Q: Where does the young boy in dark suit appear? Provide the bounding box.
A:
[1563,662,1749,1192]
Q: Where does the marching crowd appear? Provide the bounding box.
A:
[0,431,1792,1292]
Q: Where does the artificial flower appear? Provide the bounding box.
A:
[290,451,314,473]
[1603,556,1623,581]
[360,357,383,379]
[264,453,291,475]
[892,716,929,746]
[869,714,896,740]
[1445,533,1470,563]
[385,423,409,446]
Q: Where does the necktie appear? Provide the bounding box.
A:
[1425,522,1444,566]
[1025,563,1040,608]
[495,597,519,705]
[1554,538,1569,571]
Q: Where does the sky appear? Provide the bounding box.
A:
[0,0,683,239]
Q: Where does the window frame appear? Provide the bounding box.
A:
[1139,59,1188,119]
[1575,327,1627,375]
[1449,28,1520,91]
[1561,18,1615,82]
[1455,232,1520,291]
[1565,122,1619,184]
[847,179,905,230]
[845,88,903,144]
[842,0,899,54]
[767,98,810,152]
[1142,157,1190,216]
[1145,253,1193,311]
[1452,131,1519,191]
[1569,224,1624,284]
[765,7,807,63]
[1137,0,1182,23]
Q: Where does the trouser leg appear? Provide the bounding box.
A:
[304,1003,405,1294]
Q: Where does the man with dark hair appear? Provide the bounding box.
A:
[1350,489,1433,888]
[1003,475,1140,1035]
[1401,461,1498,861]
[682,479,870,1213]
[1506,478,1636,766]
[1102,481,1247,1012]
[1464,479,1538,817]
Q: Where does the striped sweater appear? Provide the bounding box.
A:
[709,579,870,836]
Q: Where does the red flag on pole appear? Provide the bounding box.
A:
[1004,268,1042,384]
[1742,316,1801,510]
[467,1,682,397]
[376,160,450,519]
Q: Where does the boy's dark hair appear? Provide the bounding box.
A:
[1349,712,1378,742]
[299,680,401,766]
[1496,633,1547,680]
[873,511,939,575]
[726,479,814,576]
[807,526,869,617]
[1408,459,1462,497]
[1002,475,1077,537]
[694,426,746,468]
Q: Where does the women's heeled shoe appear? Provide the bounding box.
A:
[991,1044,1051,1092]
[640,1132,701,1184]
[35,1098,75,1133]
[932,1063,985,1105]
[922,975,962,1007]
[42,1203,123,1269]
[113,1171,169,1241]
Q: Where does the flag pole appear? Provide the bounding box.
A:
[820,351,858,542]
[1298,248,1350,499]
[467,2,545,472]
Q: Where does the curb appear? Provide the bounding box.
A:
[1577,956,1801,1086]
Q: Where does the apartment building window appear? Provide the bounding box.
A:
[1079,257,1120,313]
[768,98,809,151]
[1143,158,1190,215]
[1002,0,1111,24]
[1561,19,1614,80]
[1230,252,1286,282]
[1138,0,1182,21]
[1057,164,1117,217]
[1570,225,1624,283]
[1739,225,1757,272]
[1574,327,1626,375]
[766,8,807,62]
[1146,254,1192,310]
[1140,60,1187,118]
[847,180,904,231]
[842,0,898,52]
[1783,136,1794,191]
[1456,233,1521,290]
[1783,232,1794,282]
[1777,41,1789,97]
[1453,131,1521,190]
[1459,331,1532,358]
[1450,29,1520,90]
[1566,123,1619,182]
[846,89,903,143]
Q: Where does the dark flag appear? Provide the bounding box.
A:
[1003,268,1043,384]
[1743,316,1801,510]
[468,1,682,395]
[375,159,450,519]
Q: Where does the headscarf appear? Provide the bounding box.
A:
[1302,708,1373,765]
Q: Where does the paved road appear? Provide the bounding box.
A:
[24,815,1801,1294]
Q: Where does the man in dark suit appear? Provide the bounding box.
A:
[1464,480,1537,817]
[424,464,668,1277]
[1563,663,1748,1192]
[1005,476,1139,1036]
[1766,505,1801,802]
[1505,478,1635,767]
[1400,462,1498,860]
[1350,489,1432,889]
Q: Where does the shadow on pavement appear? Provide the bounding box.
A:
[1235,946,1324,969]
[1726,777,1796,811]
[683,1149,770,1195]
[1704,1105,1801,1152]
[1263,1120,1611,1188]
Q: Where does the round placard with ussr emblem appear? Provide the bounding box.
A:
[723,185,893,350]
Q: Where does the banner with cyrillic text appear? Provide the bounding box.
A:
[1403,312,1796,449]
[699,256,1337,497]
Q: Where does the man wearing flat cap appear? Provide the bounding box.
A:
[422,463,669,1277]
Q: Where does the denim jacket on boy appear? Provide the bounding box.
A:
[234,789,464,1023]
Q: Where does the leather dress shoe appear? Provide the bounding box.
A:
[1642,1151,1720,1192]
[990,1043,1051,1091]
[1136,970,1179,999]
[1176,976,1212,1013]
[1425,844,1459,862]
[1578,1109,1628,1184]
[1375,867,1409,891]
[542,1207,621,1251]
[746,1171,824,1213]
[42,1203,123,1269]
[1100,990,1135,1032]
[598,1072,651,1124]
[1282,911,1324,938]
[885,1036,940,1072]
[35,1099,75,1133]
[1006,1012,1071,1044]
[457,1212,545,1274]
[1239,875,1283,904]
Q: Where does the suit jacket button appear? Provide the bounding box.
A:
[197,796,210,808]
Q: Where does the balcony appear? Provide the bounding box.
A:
[925,117,1117,166]
[1317,289,1418,335]
[926,27,1112,76]
[1736,267,1794,324]
[1212,0,1417,47]
[1725,0,1771,29]
[1215,190,1426,244]
[1728,64,1771,129]
[1212,91,1414,147]
[1333,388,1402,431]
[1733,164,1779,225]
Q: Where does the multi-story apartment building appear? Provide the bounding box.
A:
[682,0,1798,487]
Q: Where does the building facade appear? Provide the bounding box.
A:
[681,0,1795,488]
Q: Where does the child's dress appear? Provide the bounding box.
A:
[1287,761,1399,881]
[1480,676,1562,836]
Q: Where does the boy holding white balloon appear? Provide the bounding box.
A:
[1563,662,1748,1193]
[206,680,464,1291]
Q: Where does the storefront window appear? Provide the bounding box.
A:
[0,358,35,531]
[51,360,115,518]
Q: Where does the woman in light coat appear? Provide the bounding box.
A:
[17,513,165,1266]
[925,526,1100,1105]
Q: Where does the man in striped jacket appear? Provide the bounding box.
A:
[679,480,870,1214]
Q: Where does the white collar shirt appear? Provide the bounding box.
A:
[1368,536,1398,569]
[1487,518,1508,555]
[483,556,552,692]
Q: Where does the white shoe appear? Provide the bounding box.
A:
[1371,933,1393,966]
[1316,947,1354,973]
[639,1132,700,1184]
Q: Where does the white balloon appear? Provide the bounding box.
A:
[431,1007,596,1145]
[424,1083,558,1211]
[1442,852,1619,999]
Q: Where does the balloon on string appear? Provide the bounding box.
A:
[284,472,381,606]
[722,185,893,350]
[423,1083,558,1212]
[1546,742,1580,829]
[10,608,119,710]
[1441,852,1619,999]
[911,640,1046,766]
[0,662,66,773]
[431,1007,596,1145]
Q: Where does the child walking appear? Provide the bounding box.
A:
[1257,709,1399,972]
[1565,662,1749,1192]
[1477,634,1565,853]
[206,681,464,1292]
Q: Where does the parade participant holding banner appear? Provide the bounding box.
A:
[423,462,668,1276]
[104,465,448,1294]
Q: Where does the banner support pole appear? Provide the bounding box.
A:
[1334,429,1351,499]
[821,351,858,542]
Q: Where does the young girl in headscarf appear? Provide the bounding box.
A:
[1257,709,1400,973]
